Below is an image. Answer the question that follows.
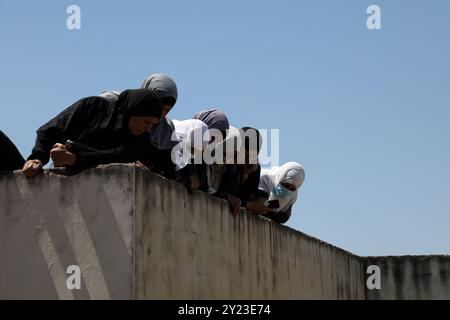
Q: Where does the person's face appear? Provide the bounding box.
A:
[280,182,296,192]
[128,116,159,135]
[161,105,173,118]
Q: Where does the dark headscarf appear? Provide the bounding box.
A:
[117,89,163,128]
[193,109,229,139]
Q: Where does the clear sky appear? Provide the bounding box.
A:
[1,0,449,256]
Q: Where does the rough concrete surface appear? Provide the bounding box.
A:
[365,255,450,300]
[0,164,448,299]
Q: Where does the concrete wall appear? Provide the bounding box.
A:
[0,165,135,299]
[134,169,365,299]
[1,164,447,299]
[0,164,365,299]
[365,255,450,300]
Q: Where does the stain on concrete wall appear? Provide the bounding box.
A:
[134,169,365,299]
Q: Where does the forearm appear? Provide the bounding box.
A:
[245,199,268,214]
[74,146,133,168]
[27,134,55,165]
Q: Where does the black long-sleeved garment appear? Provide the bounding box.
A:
[27,90,162,171]
[237,164,261,202]
[0,130,25,171]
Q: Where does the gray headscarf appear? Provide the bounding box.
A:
[99,74,178,106]
[193,109,229,139]
[148,117,177,150]
[141,74,179,150]
[141,73,178,107]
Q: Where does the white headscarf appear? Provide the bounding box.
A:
[172,119,209,171]
[259,162,305,212]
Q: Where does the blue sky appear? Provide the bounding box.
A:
[1,0,449,256]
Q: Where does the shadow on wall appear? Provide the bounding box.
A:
[0,166,134,299]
